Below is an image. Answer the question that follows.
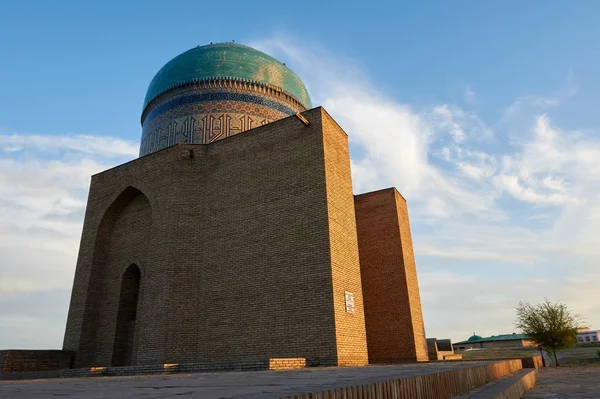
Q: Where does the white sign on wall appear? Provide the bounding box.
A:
[344,291,355,313]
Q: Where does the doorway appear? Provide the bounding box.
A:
[112,264,141,366]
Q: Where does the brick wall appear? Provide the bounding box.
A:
[321,110,369,366]
[0,358,306,380]
[63,107,367,368]
[268,358,307,370]
[354,188,428,363]
[0,350,72,373]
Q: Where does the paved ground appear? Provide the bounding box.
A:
[0,361,490,398]
[525,366,600,398]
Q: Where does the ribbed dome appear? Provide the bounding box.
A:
[143,43,312,114]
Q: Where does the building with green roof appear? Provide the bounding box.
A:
[452,333,535,351]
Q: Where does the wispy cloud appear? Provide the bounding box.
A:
[463,86,477,105]
[0,133,138,158]
[0,132,136,348]
[254,35,600,340]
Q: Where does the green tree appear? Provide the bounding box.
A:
[515,299,584,366]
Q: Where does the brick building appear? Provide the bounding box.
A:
[62,43,429,368]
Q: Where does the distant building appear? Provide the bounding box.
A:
[452,333,536,351]
[576,330,599,343]
[426,338,462,360]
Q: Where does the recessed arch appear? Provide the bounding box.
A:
[99,183,160,224]
[112,263,142,366]
[78,185,153,366]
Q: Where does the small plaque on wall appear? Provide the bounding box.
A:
[344,291,355,313]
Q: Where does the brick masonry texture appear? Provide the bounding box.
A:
[63,107,370,368]
[322,113,368,366]
[354,188,429,363]
[268,358,307,370]
[0,350,72,373]
[0,358,304,380]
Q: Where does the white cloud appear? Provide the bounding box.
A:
[503,95,559,120]
[543,176,566,192]
[0,133,138,158]
[493,174,575,205]
[0,133,136,348]
[254,36,600,341]
[463,86,477,105]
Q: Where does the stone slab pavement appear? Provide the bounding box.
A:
[525,366,600,398]
[0,361,491,399]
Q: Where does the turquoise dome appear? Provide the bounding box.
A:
[467,334,483,342]
[143,43,312,113]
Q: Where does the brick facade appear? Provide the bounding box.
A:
[322,113,369,366]
[63,108,369,368]
[355,189,429,363]
[0,350,72,373]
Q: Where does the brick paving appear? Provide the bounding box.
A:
[0,362,490,399]
[525,366,600,398]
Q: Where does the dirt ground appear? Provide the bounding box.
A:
[525,366,600,398]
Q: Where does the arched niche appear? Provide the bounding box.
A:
[79,186,153,366]
[112,263,142,366]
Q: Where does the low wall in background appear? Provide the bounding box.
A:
[0,357,307,380]
[0,350,72,374]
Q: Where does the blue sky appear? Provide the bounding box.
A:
[1,1,600,348]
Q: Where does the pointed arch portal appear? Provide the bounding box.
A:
[111,264,141,366]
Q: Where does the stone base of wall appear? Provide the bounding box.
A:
[0,350,72,374]
[0,357,307,381]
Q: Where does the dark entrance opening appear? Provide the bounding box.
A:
[112,264,141,366]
